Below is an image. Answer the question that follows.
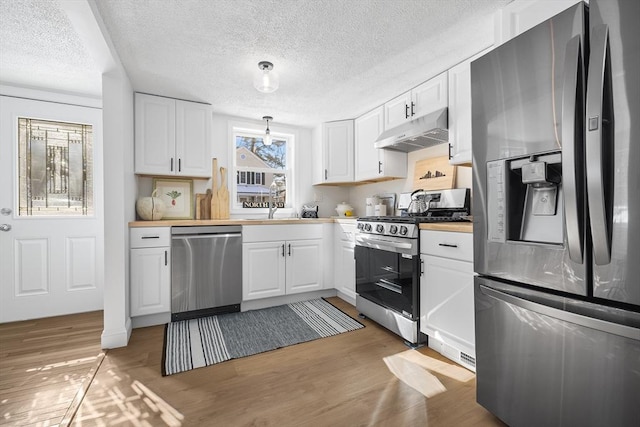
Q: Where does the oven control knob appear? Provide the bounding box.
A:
[357,223,363,230]
[364,223,372,232]
[389,225,398,234]
[399,226,408,236]
[376,224,384,233]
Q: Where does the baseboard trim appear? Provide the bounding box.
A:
[100,317,132,349]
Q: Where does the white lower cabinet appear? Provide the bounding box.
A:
[130,227,171,317]
[334,222,356,304]
[242,225,324,301]
[419,230,475,371]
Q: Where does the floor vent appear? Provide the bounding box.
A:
[460,351,476,368]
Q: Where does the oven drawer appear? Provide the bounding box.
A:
[420,230,473,262]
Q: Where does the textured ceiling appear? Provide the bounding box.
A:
[1,0,511,127]
[0,0,101,96]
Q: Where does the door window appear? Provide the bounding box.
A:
[18,118,93,216]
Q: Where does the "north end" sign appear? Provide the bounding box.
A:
[242,201,285,209]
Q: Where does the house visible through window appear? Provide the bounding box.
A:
[18,118,93,216]
[233,128,292,209]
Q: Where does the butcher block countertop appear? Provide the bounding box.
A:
[419,222,473,233]
[129,217,350,227]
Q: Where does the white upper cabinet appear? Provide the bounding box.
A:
[135,93,211,177]
[494,0,584,45]
[383,91,413,130]
[321,120,354,183]
[448,48,491,166]
[355,106,407,181]
[383,71,448,130]
[175,100,212,177]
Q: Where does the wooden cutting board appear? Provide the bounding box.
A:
[413,156,456,191]
[218,167,229,219]
[211,158,221,219]
[202,189,212,219]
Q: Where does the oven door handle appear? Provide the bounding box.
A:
[376,279,403,294]
[355,235,416,255]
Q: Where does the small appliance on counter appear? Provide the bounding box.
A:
[335,202,354,217]
[300,203,318,218]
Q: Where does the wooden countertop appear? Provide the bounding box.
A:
[129,217,352,227]
[419,222,473,233]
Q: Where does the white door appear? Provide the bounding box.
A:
[0,96,104,322]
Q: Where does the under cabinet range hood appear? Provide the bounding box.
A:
[374,108,448,152]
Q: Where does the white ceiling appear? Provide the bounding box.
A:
[1,0,511,127]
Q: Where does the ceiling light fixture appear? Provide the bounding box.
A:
[263,116,273,146]
[254,61,279,93]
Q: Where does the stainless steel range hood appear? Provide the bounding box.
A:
[374,108,448,152]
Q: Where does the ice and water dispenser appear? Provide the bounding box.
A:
[487,152,563,245]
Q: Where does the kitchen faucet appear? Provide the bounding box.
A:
[268,180,279,219]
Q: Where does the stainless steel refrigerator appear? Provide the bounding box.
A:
[471,0,640,425]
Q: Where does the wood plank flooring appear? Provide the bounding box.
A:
[1,298,505,426]
[0,311,104,426]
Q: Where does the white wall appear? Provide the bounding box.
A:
[101,70,135,349]
[136,113,349,219]
[346,144,472,216]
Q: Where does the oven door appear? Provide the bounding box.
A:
[355,233,419,319]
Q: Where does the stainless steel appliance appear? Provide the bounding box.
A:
[374,108,448,152]
[472,1,640,425]
[171,226,242,321]
[355,188,470,346]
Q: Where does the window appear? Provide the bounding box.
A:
[232,126,293,210]
[18,118,94,216]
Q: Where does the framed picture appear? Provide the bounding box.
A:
[153,178,193,220]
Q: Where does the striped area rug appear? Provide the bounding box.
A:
[162,299,364,376]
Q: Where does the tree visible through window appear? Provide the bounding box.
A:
[234,130,291,208]
[18,118,93,216]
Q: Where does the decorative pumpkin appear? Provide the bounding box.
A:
[136,189,166,220]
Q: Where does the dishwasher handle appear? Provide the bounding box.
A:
[172,233,241,240]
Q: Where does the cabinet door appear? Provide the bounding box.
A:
[322,120,354,183]
[384,91,411,130]
[411,71,448,119]
[175,100,211,177]
[242,242,286,300]
[134,93,176,175]
[131,247,171,316]
[334,242,355,302]
[495,0,582,45]
[420,254,475,356]
[355,106,407,182]
[448,49,492,166]
[354,106,384,181]
[286,239,323,294]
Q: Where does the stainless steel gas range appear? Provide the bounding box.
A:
[355,188,470,346]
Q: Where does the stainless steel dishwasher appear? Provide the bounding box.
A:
[170,226,242,321]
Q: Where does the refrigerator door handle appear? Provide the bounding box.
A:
[562,35,584,263]
[586,25,613,265]
[479,284,640,341]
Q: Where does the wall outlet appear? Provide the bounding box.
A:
[314,191,323,202]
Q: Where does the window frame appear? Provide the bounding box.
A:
[229,122,295,216]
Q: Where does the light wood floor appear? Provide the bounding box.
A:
[1,298,505,426]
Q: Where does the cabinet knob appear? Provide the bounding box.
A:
[411,101,415,117]
[405,104,410,119]
[170,158,174,172]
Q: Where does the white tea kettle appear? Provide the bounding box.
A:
[407,189,428,216]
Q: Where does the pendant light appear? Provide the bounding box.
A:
[263,116,273,146]
[254,61,279,93]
